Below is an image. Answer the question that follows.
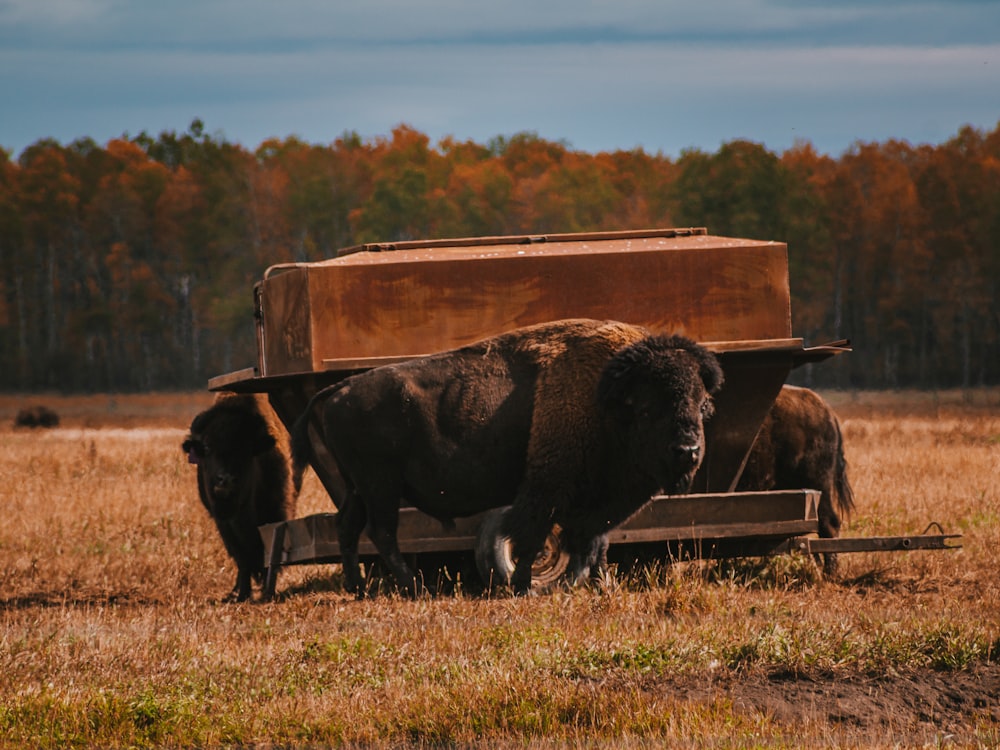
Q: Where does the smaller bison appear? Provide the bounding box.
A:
[183,393,299,601]
[738,385,856,575]
[15,405,60,428]
[293,318,723,596]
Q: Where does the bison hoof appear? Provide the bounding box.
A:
[822,554,840,577]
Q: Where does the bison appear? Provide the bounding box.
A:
[292,318,723,596]
[738,384,856,575]
[14,405,60,428]
[183,392,300,601]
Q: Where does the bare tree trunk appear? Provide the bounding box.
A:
[832,245,848,388]
[961,302,972,390]
[46,243,58,359]
[14,270,29,387]
[918,297,929,387]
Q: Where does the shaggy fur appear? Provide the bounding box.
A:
[293,318,723,595]
[183,393,299,601]
[738,384,856,575]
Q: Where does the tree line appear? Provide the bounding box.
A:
[1,119,997,392]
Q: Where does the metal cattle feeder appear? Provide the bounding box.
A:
[207,227,959,597]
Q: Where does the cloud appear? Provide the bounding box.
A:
[1,0,997,157]
[4,0,997,48]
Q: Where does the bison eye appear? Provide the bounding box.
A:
[700,398,715,420]
[182,439,203,456]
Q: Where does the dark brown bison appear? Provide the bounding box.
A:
[14,405,60,428]
[292,318,723,596]
[737,384,856,575]
[183,393,300,601]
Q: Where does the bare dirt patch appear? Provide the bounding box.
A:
[655,665,1000,744]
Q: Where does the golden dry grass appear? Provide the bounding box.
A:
[0,390,998,748]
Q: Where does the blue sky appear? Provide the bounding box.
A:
[2,0,998,158]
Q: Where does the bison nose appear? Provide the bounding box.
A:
[212,472,235,496]
[673,444,701,467]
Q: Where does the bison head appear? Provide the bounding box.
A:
[597,334,723,494]
[182,404,277,520]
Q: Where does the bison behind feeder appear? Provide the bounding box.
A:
[292,318,723,596]
[183,393,300,602]
[738,385,856,575]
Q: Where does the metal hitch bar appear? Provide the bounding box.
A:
[777,523,962,556]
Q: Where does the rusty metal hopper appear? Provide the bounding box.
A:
[210,227,847,503]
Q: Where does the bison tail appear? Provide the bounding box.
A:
[289,381,347,481]
[833,418,857,518]
[290,460,305,497]
[290,410,315,483]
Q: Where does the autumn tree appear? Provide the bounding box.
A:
[438,158,515,238]
[153,164,207,379]
[821,141,927,387]
[492,132,569,232]
[351,125,443,243]
[780,143,842,352]
[911,127,1000,386]
[1,120,998,391]
[593,148,676,229]
[14,140,83,387]
[671,140,794,240]
[0,150,24,384]
[255,133,371,261]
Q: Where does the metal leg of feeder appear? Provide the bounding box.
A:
[262,522,287,601]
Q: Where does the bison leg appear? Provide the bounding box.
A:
[503,502,558,594]
[562,529,610,587]
[346,481,423,597]
[817,491,842,576]
[336,492,368,595]
[509,536,549,594]
[228,568,253,603]
[365,512,423,598]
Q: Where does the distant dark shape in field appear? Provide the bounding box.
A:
[738,384,856,575]
[14,405,60,429]
[183,393,300,602]
[292,318,724,596]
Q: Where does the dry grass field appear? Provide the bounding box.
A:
[0,389,997,749]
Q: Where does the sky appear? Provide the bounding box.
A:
[2,0,998,159]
